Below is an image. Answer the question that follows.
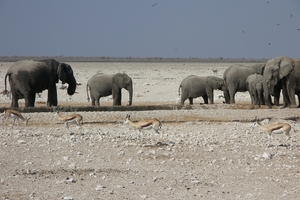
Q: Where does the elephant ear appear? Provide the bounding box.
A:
[122,73,131,85]
[207,76,222,89]
[259,64,266,75]
[279,56,294,79]
[113,73,124,88]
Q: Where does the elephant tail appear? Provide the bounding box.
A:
[3,73,10,96]
[86,84,90,102]
[178,85,182,96]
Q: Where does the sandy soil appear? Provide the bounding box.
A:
[1,62,300,199]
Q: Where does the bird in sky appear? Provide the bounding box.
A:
[152,3,157,7]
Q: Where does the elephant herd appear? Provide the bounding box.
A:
[3,56,300,109]
[182,56,300,109]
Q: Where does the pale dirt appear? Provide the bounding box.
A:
[1,62,300,199]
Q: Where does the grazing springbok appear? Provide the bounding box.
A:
[55,111,83,130]
[1,109,30,126]
[252,119,292,147]
[212,69,218,75]
[123,114,162,136]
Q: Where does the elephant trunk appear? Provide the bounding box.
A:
[67,76,77,95]
[263,80,272,108]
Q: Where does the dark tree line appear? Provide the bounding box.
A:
[0,56,268,63]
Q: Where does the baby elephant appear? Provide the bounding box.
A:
[246,74,265,107]
[178,75,225,105]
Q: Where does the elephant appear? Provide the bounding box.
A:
[86,73,133,106]
[246,74,265,107]
[178,75,226,105]
[4,59,77,107]
[263,56,300,108]
[223,63,265,104]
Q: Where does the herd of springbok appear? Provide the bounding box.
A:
[1,108,294,146]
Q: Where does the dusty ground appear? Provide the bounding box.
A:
[1,62,300,199]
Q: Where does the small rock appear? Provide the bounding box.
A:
[68,163,76,169]
[207,146,213,152]
[191,180,200,184]
[63,197,74,200]
[63,156,69,160]
[262,152,272,159]
[95,185,106,191]
[149,150,156,155]
[66,178,76,183]
[17,140,26,144]
[137,150,143,154]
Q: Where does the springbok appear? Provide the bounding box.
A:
[55,111,83,130]
[252,119,292,147]
[123,114,162,136]
[1,109,30,126]
[212,69,218,75]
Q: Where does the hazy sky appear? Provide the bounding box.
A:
[0,1,299,59]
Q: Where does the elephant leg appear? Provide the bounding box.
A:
[10,93,19,108]
[91,98,95,106]
[47,88,58,107]
[188,98,193,105]
[227,87,236,104]
[229,92,235,104]
[223,89,230,104]
[113,97,118,105]
[287,88,297,108]
[180,92,188,105]
[113,89,121,106]
[9,81,18,107]
[89,94,96,106]
[26,92,36,107]
[273,89,280,106]
[202,96,209,104]
[273,96,280,106]
[248,92,254,105]
[281,82,291,108]
[255,91,260,105]
[260,93,265,105]
[207,90,214,104]
[257,92,262,107]
[117,92,122,105]
[95,97,100,106]
[180,96,186,105]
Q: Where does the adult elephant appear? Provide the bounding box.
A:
[86,73,133,106]
[4,59,77,107]
[223,63,265,104]
[178,75,226,105]
[246,74,265,107]
[263,56,300,108]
